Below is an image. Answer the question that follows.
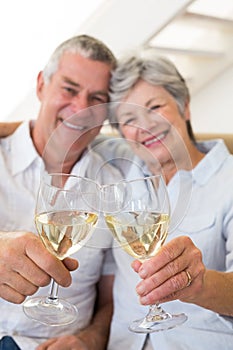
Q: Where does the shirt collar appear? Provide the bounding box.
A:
[2,120,41,175]
[70,148,90,177]
[192,139,230,185]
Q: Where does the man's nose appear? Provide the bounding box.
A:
[71,93,89,113]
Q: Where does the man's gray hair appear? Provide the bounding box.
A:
[43,34,117,83]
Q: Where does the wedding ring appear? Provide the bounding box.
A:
[185,270,192,287]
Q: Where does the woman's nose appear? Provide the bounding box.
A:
[138,112,158,132]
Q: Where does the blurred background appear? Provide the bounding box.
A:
[0,0,232,133]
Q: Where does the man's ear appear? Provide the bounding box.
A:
[36,71,44,101]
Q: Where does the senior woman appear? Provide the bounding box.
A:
[106,48,233,349]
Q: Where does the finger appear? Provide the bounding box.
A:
[0,284,28,304]
[25,237,72,287]
[137,248,196,296]
[136,250,189,297]
[147,268,205,305]
[0,254,48,293]
[0,234,51,299]
[139,263,205,305]
[1,270,39,296]
[12,254,52,288]
[1,233,53,288]
[36,336,83,350]
[136,256,203,299]
[136,240,204,302]
[138,236,200,278]
[63,257,79,271]
[131,260,142,273]
[36,338,57,350]
[138,270,190,304]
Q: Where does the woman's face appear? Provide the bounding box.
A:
[116,79,190,167]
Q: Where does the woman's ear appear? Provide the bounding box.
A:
[36,71,44,101]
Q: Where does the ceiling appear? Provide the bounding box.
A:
[1,0,233,121]
[147,0,233,94]
[80,0,233,95]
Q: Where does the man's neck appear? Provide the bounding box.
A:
[31,121,85,174]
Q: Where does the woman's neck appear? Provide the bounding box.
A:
[147,143,205,185]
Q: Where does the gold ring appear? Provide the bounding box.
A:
[185,270,192,287]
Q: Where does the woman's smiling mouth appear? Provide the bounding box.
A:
[142,129,169,147]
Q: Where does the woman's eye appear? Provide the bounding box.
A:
[150,104,160,111]
[123,117,136,126]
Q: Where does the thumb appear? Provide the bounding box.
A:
[131,259,142,273]
[63,257,79,271]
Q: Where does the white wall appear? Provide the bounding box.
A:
[4,0,193,123]
[4,0,233,136]
[191,64,233,133]
[6,88,39,122]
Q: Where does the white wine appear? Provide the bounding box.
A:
[105,212,169,260]
[35,210,98,259]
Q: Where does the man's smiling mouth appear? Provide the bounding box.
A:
[58,117,88,131]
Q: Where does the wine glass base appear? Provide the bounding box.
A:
[129,313,187,333]
[23,296,78,326]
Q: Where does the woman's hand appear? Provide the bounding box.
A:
[132,236,205,305]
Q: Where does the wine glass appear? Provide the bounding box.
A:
[23,173,99,326]
[102,174,187,333]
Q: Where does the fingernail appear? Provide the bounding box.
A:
[136,284,145,295]
[138,267,147,279]
[140,295,149,304]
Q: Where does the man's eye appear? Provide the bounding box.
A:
[64,87,77,96]
[92,96,107,104]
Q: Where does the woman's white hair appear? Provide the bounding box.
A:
[110,47,190,117]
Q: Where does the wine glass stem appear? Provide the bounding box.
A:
[146,304,171,322]
[46,279,59,304]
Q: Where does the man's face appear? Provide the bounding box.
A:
[34,52,112,161]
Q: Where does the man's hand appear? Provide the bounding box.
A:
[36,275,114,350]
[0,231,78,304]
[36,335,88,350]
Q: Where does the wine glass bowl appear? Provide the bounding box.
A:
[103,175,187,333]
[23,173,99,326]
[105,212,169,261]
